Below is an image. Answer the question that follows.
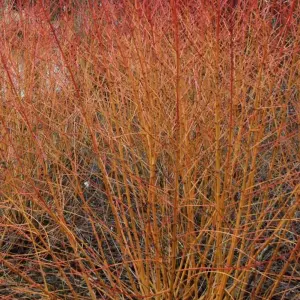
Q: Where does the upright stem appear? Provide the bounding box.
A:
[170,0,181,299]
[214,1,223,294]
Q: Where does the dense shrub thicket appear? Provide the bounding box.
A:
[0,1,299,299]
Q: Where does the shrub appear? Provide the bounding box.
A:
[0,1,299,299]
